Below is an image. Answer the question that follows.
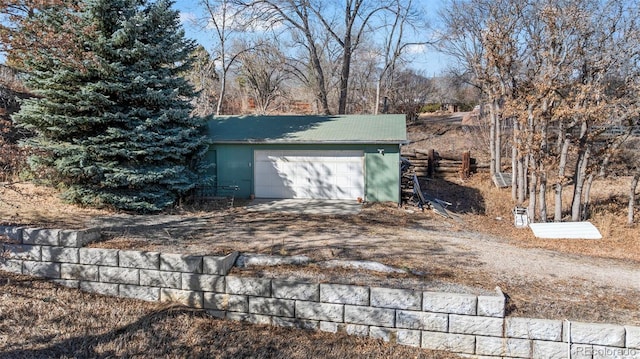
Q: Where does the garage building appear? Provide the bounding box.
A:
[205,115,407,203]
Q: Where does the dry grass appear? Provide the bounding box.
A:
[0,271,459,359]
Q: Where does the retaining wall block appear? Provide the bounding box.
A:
[248,297,295,317]
[344,305,395,327]
[592,345,640,359]
[0,258,23,274]
[449,314,504,337]
[226,276,271,296]
[421,331,476,355]
[59,229,100,247]
[80,281,119,296]
[160,288,203,308]
[203,251,238,275]
[396,310,448,332]
[423,291,477,315]
[3,244,40,261]
[627,325,640,350]
[295,301,344,322]
[272,317,319,331]
[226,312,272,325]
[475,336,532,358]
[533,340,570,359]
[318,322,369,337]
[22,260,60,278]
[140,269,182,289]
[22,228,59,246]
[119,250,160,270]
[0,226,23,241]
[182,273,224,292]
[506,317,563,342]
[477,294,505,318]
[369,326,421,347]
[203,293,248,312]
[571,321,626,347]
[160,253,202,273]
[42,246,79,263]
[99,266,139,285]
[320,283,369,305]
[61,263,99,281]
[370,287,421,310]
[272,280,319,301]
[571,344,594,359]
[119,284,160,302]
[79,248,118,266]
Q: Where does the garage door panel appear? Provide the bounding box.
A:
[254,150,364,200]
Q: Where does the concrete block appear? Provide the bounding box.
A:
[475,336,532,358]
[570,344,594,359]
[119,250,160,269]
[0,226,23,241]
[160,288,203,308]
[3,244,40,261]
[421,331,476,354]
[533,340,570,359]
[345,324,370,337]
[506,317,563,341]
[477,294,505,317]
[79,248,118,266]
[627,325,640,349]
[59,229,100,247]
[42,247,79,263]
[344,305,395,327]
[295,301,343,322]
[80,281,119,296]
[272,280,319,301]
[369,327,421,347]
[203,293,248,312]
[592,346,640,359]
[22,261,60,278]
[61,263,99,281]
[182,273,224,292]
[205,310,226,319]
[160,253,202,273]
[272,317,319,330]
[423,291,477,315]
[370,287,421,310]
[22,228,59,246]
[0,258,22,274]
[203,251,238,275]
[319,321,340,333]
[248,297,294,317]
[571,322,626,347]
[53,279,79,289]
[226,312,272,325]
[449,314,503,337]
[396,310,448,332]
[140,270,181,289]
[320,283,369,305]
[225,276,271,296]
[119,284,160,302]
[99,266,139,285]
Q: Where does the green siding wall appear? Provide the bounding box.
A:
[208,143,401,203]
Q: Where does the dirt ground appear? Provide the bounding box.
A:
[0,271,459,358]
[1,112,639,328]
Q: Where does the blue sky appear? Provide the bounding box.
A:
[172,0,453,76]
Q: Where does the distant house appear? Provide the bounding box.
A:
[206,115,408,203]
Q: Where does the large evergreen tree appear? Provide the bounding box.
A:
[14,0,208,212]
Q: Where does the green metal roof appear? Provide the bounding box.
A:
[207,115,407,144]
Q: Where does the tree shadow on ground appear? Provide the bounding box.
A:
[418,177,486,215]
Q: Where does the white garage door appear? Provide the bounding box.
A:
[254,150,364,200]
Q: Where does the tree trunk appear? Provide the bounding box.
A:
[337,37,352,114]
[539,170,547,222]
[511,118,518,200]
[216,72,226,116]
[571,146,590,221]
[582,173,594,220]
[629,173,639,225]
[489,100,497,175]
[555,138,570,222]
[528,157,537,222]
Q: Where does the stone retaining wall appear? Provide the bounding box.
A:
[1,226,639,359]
